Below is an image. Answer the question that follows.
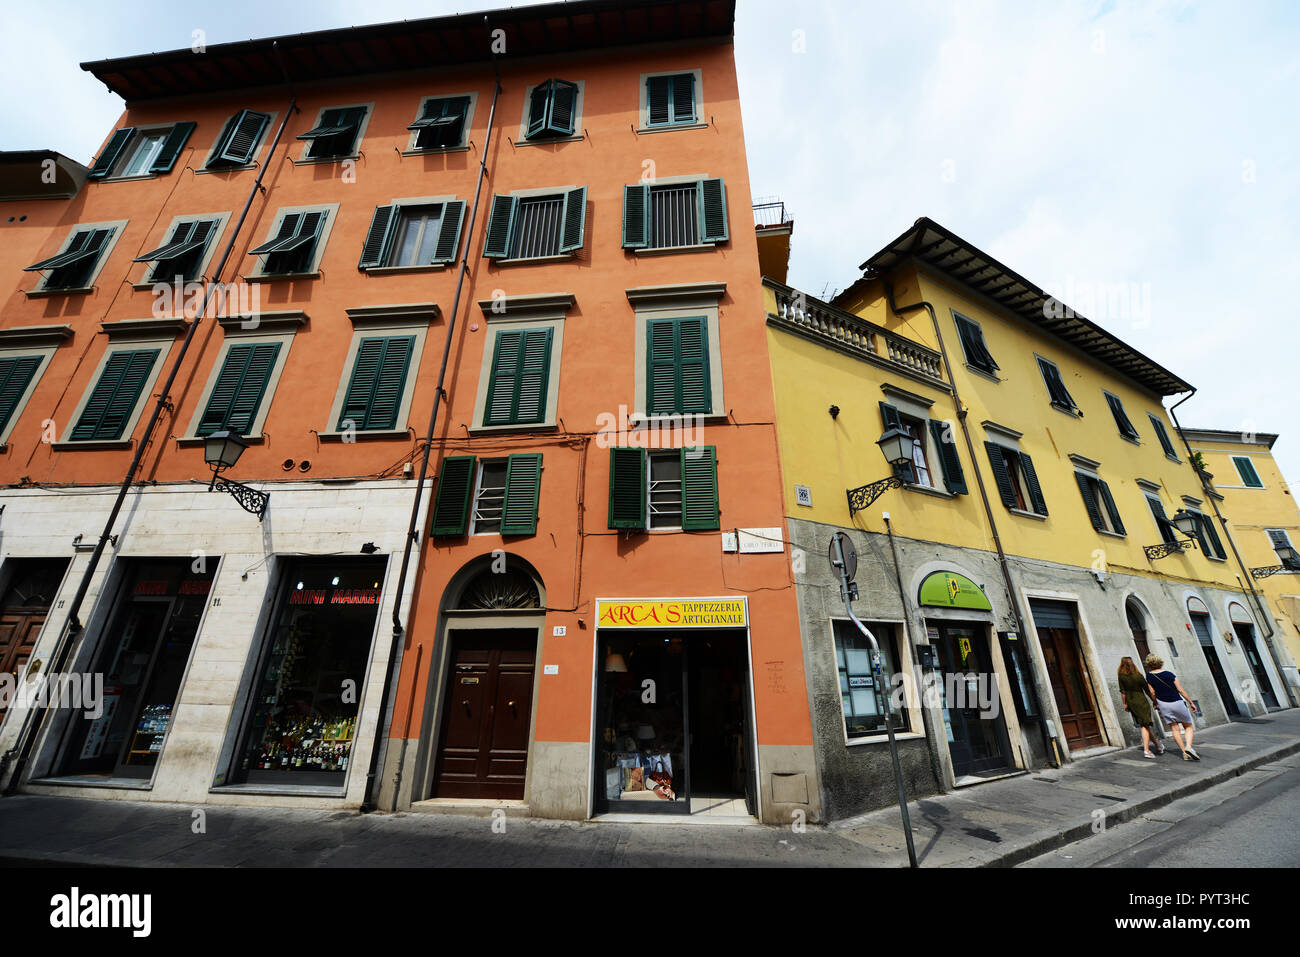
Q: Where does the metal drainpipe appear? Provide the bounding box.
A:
[877,276,1062,767]
[1,57,299,794]
[360,62,502,814]
[1167,392,1298,708]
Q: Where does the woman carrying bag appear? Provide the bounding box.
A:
[1144,653,1201,761]
[1117,656,1165,758]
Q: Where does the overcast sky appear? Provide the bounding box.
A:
[6,0,1298,483]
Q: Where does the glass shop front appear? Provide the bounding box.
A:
[231,558,386,787]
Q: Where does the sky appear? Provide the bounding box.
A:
[5,0,1299,483]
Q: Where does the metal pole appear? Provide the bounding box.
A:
[831,533,918,868]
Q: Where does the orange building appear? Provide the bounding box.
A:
[0,1,817,825]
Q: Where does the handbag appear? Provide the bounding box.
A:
[623,766,646,792]
[646,757,675,801]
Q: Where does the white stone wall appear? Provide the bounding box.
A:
[0,478,427,808]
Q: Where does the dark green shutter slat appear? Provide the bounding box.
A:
[647,76,671,125]
[1019,451,1048,515]
[646,320,679,416]
[71,352,131,440]
[985,442,1018,510]
[71,349,158,441]
[1200,514,1225,558]
[608,447,647,530]
[432,201,466,264]
[527,83,551,138]
[1075,473,1105,530]
[149,121,196,174]
[358,205,396,269]
[484,330,523,426]
[680,446,720,530]
[929,419,966,494]
[548,80,578,135]
[88,128,135,179]
[0,356,43,435]
[248,213,300,255]
[559,186,587,253]
[1106,393,1137,438]
[516,328,552,423]
[1149,414,1177,457]
[1148,497,1177,544]
[218,110,270,164]
[671,73,695,123]
[337,337,384,430]
[501,453,543,536]
[1235,457,1262,487]
[226,343,280,435]
[622,185,649,248]
[698,177,729,242]
[485,328,552,426]
[956,315,998,371]
[431,455,477,537]
[483,194,517,259]
[197,343,252,435]
[366,337,414,430]
[1098,480,1126,536]
[677,317,711,414]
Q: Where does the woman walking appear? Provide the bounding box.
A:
[1144,653,1200,760]
[1117,657,1164,758]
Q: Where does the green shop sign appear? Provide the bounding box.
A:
[918,571,992,611]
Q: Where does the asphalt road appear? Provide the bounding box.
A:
[1020,753,1300,868]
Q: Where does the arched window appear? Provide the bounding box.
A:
[449,565,541,611]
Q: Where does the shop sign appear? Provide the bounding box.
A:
[289,588,381,606]
[597,598,747,629]
[918,571,992,611]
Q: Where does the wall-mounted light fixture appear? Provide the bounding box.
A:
[1252,542,1300,579]
[204,429,269,521]
[846,428,916,516]
[1143,508,1199,561]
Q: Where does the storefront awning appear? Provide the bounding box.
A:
[918,572,992,611]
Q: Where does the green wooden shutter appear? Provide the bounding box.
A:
[680,446,720,530]
[197,342,281,436]
[485,329,552,426]
[149,122,196,174]
[1105,393,1137,438]
[955,315,998,371]
[928,419,967,494]
[1097,479,1126,536]
[501,453,543,536]
[1234,456,1263,488]
[1199,514,1225,559]
[608,447,647,530]
[366,336,414,430]
[1039,359,1077,410]
[878,403,915,483]
[677,317,711,414]
[622,185,649,248]
[88,128,135,179]
[984,441,1019,510]
[1019,451,1048,515]
[70,349,159,441]
[431,455,477,536]
[559,186,587,253]
[432,201,466,264]
[526,83,551,138]
[338,337,384,430]
[1148,414,1177,457]
[647,76,671,126]
[1075,473,1105,530]
[0,356,42,435]
[671,73,696,123]
[358,205,397,269]
[646,320,679,416]
[548,80,578,135]
[515,328,553,424]
[483,194,517,258]
[1148,497,1177,544]
[484,330,522,426]
[698,178,729,243]
[216,110,270,165]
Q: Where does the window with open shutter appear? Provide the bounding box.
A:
[525,79,579,140]
[1194,513,1226,559]
[431,456,477,537]
[408,96,470,150]
[1077,473,1124,534]
[1018,451,1048,515]
[1076,473,1105,530]
[484,328,552,426]
[698,178,728,243]
[985,442,1020,510]
[251,211,325,275]
[1037,358,1077,412]
[26,227,115,291]
[1232,455,1263,488]
[1104,393,1139,439]
[483,195,518,259]
[560,186,587,253]
[954,314,998,373]
[149,122,196,175]
[337,336,414,431]
[1097,479,1126,535]
[622,185,649,249]
[70,349,159,442]
[135,219,217,282]
[1147,497,1178,544]
[196,342,281,437]
[608,447,647,530]
[680,446,720,530]
[358,205,396,269]
[433,201,466,264]
[0,356,43,435]
[1148,414,1178,458]
[501,453,543,536]
[646,317,711,416]
[299,106,366,159]
[88,128,136,179]
[928,419,967,494]
[878,403,916,483]
[210,110,270,167]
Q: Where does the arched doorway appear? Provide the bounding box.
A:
[1187,597,1239,718]
[1126,600,1152,666]
[1228,602,1279,710]
[428,556,545,801]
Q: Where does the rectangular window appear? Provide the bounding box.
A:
[471,459,508,534]
[878,402,932,488]
[69,348,160,441]
[646,317,711,416]
[513,195,565,258]
[648,451,684,529]
[483,327,553,426]
[133,219,218,283]
[646,73,697,127]
[927,418,968,494]
[358,200,465,270]
[392,205,444,266]
[336,336,415,432]
[195,342,281,437]
[1148,414,1179,459]
[434,453,543,538]
[1232,455,1264,488]
[1190,511,1226,560]
[207,110,271,168]
[25,226,117,291]
[1147,496,1178,545]
[985,441,1048,516]
[833,620,909,737]
[1268,530,1299,568]
[1074,471,1126,535]
[623,179,728,250]
[408,96,470,150]
[607,447,719,532]
[482,188,587,260]
[87,123,195,180]
[298,106,367,159]
[0,355,43,436]
[1037,357,1078,413]
[953,313,998,374]
[249,210,326,276]
[525,79,579,139]
[1104,392,1139,440]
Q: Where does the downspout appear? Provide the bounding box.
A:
[2,49,299,793]
[876,274,1062,767]
[360,56,502,813]
[1167,391,1297,708]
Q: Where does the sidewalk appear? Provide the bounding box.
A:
[1,710,1296,867]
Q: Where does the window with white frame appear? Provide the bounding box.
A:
[1231,455,1264,488]
[24,222,125,293]
[248,206,335,277]
[833,620,910,737]
[87,123,195,181]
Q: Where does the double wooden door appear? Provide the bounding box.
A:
[1038,626,1104,750]
[0,610,45,716]
[432,630,537,799]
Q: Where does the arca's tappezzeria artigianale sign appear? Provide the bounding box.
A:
[597,598,747,629]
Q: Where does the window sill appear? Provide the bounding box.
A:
[1008,507,1048,521]
[1119,433,1142,446]
[195,163,258,175]
[846,730,925,747]
[210,783,347,798]
[98,173,159,184]
[176,434,264,448]
[363,264,450,275]
[964,363,1001,383]
[245,271,321,283]
[489,254,575,266]
[51,439,133,451]
[468,422,557,436]
[633,243,720,257]
[1050,402,1082,418]
[293,154,360,166]
[131,278,200,291]
[903,482,953,499]
[1205,554,1228,563]
[24,286,93,298]
[1165,453,1183,464]
[400,145,470,156]
[636,122,709,135]
[315,429,411,442]
[627,413,727,427]
[516,134,584,146]
[1097,528,1126,539]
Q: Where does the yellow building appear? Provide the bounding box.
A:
[760,216,1295,820]
[1180,428,1300,680]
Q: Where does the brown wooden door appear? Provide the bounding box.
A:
[432,630,536,800]
[0,611,45,716]
[1038,626,1103,750]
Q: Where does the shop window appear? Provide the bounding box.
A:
[606,446,719,532]
[56,560,217,779]
[133,218,219,283]
[832,620,909,737]
[953,312,998,375]
[297,105,368,159]
[24,223,121,292]
[233,559,385,786]
[1104,391,1140,440]
[622,179,728,250]
[482,188,586,260]
[87,122,195,180]
[1036,356,1079,414]
[206,109,271,168]
[1148,413,1179,460]
[1231,455,1264,488]
[432,453,543,538]
[358,200,466,270]
[985,441,1048,516]
[1074,471,1126,535]
[407,95,471,150]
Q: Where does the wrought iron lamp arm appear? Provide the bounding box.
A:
[847,475,905,517]
[209,473,269,521]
